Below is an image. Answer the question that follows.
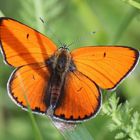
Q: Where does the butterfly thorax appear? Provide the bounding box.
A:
[45,47,74,111]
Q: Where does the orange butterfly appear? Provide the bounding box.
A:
[0,17,139,123]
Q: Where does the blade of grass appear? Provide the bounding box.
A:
[122,0,140,10]
[0,10,4,17]
[72,0,108,44]
[111,5,138,43]
[53,120,93,140]
[34,0,45,34]
[63,124,93,140]
[0,87,7,140]
[16,72,43,140]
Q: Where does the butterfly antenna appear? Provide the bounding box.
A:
[67,31,96,49]
[39,17,64,47]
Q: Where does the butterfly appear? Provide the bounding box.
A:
[0,17,139,123]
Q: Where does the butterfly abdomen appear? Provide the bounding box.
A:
[49,85,61,108]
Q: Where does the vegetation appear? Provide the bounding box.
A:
[0,0,140,139]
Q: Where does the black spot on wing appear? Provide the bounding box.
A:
[103,52,106,57]
[60,114,65,118]
[70,115,74,119]
[32,75,35,80]
[77,87,83,92]
[34,107,41,112]
[26,33,29,39]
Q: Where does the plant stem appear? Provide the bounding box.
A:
[17,72,43,140]
[72,0,108,44]
[34,0,45,34]
[111,8,138,44]
[123,0,140,10]
[0,10,4,17]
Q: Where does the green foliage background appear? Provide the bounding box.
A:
[0,0,140,140]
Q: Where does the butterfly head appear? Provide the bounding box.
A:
[45,44,72,73]
[59,43,69,51]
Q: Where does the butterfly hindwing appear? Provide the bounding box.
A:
[54,71,101,122]
[0,17,57,67]
[8,63,50,113]
[71,46,139,90]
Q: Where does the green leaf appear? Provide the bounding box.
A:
[115,132,126,139]
[122,0,140,10]
[102,93,140,140]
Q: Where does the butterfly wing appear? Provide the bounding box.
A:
[8,63,50,113]
[71,46,139,90]
[0,17,57,67]
[54,71,101,122]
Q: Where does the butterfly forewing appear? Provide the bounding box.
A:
[71,46,139,90]
[0,18,57,67]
